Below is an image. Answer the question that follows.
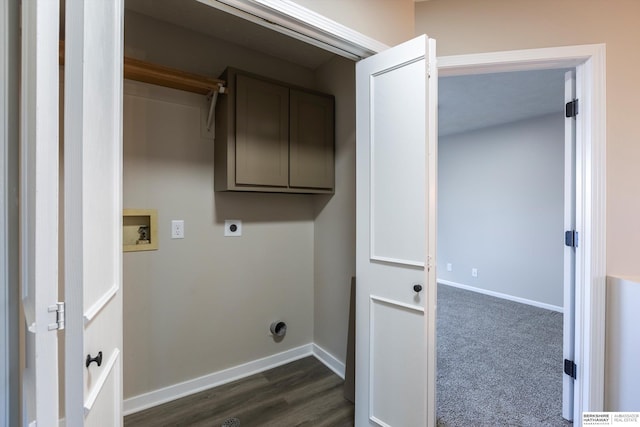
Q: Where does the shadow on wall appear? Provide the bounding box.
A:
[213,191,316,224]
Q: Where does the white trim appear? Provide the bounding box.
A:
[0,0,9,423]
[439,43,606,421]
[370,295,424,313]
[437,279,563,313]
[123,343,347,416]
[83,283,118,325]
[563,69,577,420]
[370,415,391,427]
[370,256,424,268]
[196,0,389,60]
[83,349,120,414]
[312,343,345,379]
[123,344,314,415]
[438,44,603,76]
[20,1,61,424]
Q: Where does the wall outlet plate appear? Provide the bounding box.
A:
[171,220,184,239]
[224,220,242,237]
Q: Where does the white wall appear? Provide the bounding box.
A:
[438,114,565,308]
[416,0,640,278]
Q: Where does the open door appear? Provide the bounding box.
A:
[64,1,124,425]
[355,35,438,426]
[563,70,577,421]
[20,1,61,425]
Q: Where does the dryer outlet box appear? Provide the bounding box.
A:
[224,220,242,237]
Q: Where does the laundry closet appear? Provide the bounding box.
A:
[121,0,356,412]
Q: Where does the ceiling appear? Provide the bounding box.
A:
[439,69,570,137]
[125,0,570,136]
[124,0,335,69]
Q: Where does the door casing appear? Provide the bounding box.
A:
[440,45,606,421]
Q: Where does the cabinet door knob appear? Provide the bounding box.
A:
[86,351,103,368]
[413,284,423,293]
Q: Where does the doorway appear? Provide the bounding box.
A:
[436,68,572,424]
[438,46,606,421]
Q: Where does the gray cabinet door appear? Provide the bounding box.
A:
[235,74,289,187]
[289,89,334,190]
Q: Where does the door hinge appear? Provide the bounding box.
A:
[565,230,579,248]
[564,359,577,379]
[48,302,65,331]
[566,99,579,118]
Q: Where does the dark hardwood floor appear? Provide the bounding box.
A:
[124,356,354,427]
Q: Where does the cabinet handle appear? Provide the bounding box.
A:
[413,284,423,293]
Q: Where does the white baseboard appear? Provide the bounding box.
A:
[312,344,346,379]
[123,342,346,416]
[123,343,314,416]
[437,279,563,313]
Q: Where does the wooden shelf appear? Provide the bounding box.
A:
[59,41,224,95]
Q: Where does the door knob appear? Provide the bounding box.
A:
[413,284,423,293]
[86,351,103,368]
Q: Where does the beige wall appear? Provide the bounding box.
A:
[122,11,318,399]
[292,0,415,46]
[313,56,357,362]
[124,11,316,89]
[416,0,640,277]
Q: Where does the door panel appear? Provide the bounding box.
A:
[370,58,426,266]
[64,0,124,425]
[20,0,61,424]
[370,296,424,426]
[356,35,437,427]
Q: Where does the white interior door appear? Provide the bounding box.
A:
[355,35,437,427]
[20,1,61,425]
[563,70,577,421]
[64,1,124,425]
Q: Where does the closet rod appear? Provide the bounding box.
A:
[59,41,226,95]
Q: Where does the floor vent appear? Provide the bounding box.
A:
[222,417,240,427]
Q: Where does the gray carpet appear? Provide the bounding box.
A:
[437,284,573,427]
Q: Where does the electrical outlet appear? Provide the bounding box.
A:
[446,263,452,272]
[171,220,184,239]
[471,268,478,277]
[224,220,242,237]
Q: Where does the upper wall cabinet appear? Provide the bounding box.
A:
[215,68,335,193]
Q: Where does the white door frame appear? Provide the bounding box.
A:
[20,0,62,424]
[563,70,577,420]
[1,0,20,425]
[439,45,606,421]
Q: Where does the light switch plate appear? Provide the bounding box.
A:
[225,220,242,237]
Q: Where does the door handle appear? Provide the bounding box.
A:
[86,351,103,368]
